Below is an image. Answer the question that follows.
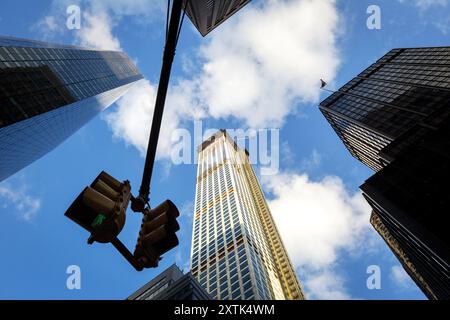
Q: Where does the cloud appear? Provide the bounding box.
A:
[104,79,204,160]
[32,13,67,40]
[302,269,351,300]
[76,11,121,51]
[86,0,162,17]
[35,0,163,45]
[280,141,296,165]
[390,265,414,288]
[299,149,322,171]
[174,201,195,273]
[196,0,341,127]
[397,0,450,35]
[106,0,342,158]
[399,0,450,9]
[42,16,60,31]
[0,181,41,221]
[263,172,376,299]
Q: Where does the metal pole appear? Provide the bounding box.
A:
[111,238,144,271]
[133,0,184,212]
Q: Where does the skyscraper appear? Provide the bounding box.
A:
[0,36,143,181]
[319,47,450,172]
[360,122,450,299]
[183,0,251,36]
[128,264,211,300]
[190,130,304,300]
[319,46,450,299]
[369,212,438,300]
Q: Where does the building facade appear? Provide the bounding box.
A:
[319,47,450,171]
[183,0,251,36]
[361,121,450,300]
[128,264,211,300]
[0,36,143,181]
[320,47,450,299]
[369,212,439,300]
[190,130,304,300]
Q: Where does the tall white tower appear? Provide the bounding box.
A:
[190,130,304,300]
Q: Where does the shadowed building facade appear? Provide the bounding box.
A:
[320,47,450,172]
[320,47,450,299]
[0,36,143,181]
[128,264,211,300]
[190,130,304,300]
[183,0,251,36]
[370,213,439,300]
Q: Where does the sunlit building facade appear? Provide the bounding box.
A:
[0,36,143,181]
[190,130,305,300]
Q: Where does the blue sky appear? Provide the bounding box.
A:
[0,0,449,300]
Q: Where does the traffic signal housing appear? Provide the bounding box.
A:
[64,171,131,244]
[134,200,180,268]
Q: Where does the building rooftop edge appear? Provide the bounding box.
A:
[197,129,249,156]
[0,35,120,52]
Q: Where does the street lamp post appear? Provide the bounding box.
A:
[132,0,185,213]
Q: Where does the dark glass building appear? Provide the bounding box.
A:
[320,47,450,299]
[361,121,450,299]
[319,47,450,171]
[127,264,211,300]
[183,0,251,36]
[370,212,440,300]
[0,36,143,181]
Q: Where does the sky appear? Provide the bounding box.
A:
[0,0,449,300]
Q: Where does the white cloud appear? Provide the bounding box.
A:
[106,0,342,158]
[197,0,341,127]
[263,172,376,299]
[36,0,163,46]
[76,11,121,51]
[104,79,204,160]
[105,80,156,155]
[0,182,41,221]
[434,18,450,35]
[390,265,414,288]
[87,0,162,17]
[280,141,296,165]
[399,0,450,9]
[302,269,351,300]
[397,0,450,34]
[32,15,65,40]
[41,15,61,32]
[300,149,322,171]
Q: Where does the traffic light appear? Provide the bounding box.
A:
[134,200,180,268]
[64,171,131,244]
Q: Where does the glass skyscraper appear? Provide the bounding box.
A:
[0,36,143,181]
[319,47,450,171]
[190,130,304,300]
[183,0,251,36]
[320,46,450,299]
